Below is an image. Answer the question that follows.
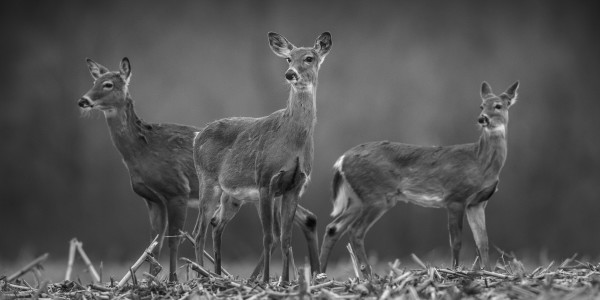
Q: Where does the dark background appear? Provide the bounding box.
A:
[1,1,599,268]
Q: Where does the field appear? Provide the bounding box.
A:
[2,239,600,300]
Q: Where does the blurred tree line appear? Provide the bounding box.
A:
[1,0,599,266]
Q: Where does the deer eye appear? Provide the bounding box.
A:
[305,56,314,63]
[103,81,114,89]
[479,105,483,110]
[494,104,503,110]
[286,58,291,63]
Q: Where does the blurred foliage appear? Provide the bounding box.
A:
[0,0,599,265]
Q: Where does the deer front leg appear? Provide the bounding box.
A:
[166,197,187,282]
[135,183,168,276]
[447,202,465,269]
[143,199,167,276]
[249,200,280,281]
[249,205,317,280]
[258,187,275,282]
[319,206,361,273]
[193,210,208,266]
[466,202,489,270]
[249,241,278,281]
[280,192,299,283]
[194,182,221,267]
[347,206,387,279]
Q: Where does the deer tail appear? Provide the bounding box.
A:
[331,155,352,217]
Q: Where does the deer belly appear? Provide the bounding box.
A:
[401,190,445,208]
[222,186,260,202]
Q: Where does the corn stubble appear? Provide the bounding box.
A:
[2,240,600,299]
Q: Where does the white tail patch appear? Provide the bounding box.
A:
[331,155,359,217]
[331,180,349,217]
[333,154,345,170]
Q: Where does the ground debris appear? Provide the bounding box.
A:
[3,257,600,299]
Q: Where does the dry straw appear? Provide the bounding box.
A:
[3,239,600,299]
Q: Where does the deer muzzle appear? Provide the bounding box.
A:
[478,114,490,126]
[285,69,299,81]
[78,97,93,108]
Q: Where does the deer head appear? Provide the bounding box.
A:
[268,32,332,91]
[79,58,132,114]
[478,81,519,133]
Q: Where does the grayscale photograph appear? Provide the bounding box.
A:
[0,1,598,299]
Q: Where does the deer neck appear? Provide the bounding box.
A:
[284,84,317,133]
[104,96,150,160]
[476,125,507,179]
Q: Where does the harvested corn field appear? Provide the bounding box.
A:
[2,240,599,299]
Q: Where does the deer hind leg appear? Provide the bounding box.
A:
[319,205,361,273]
[211,193,242,275]
[447,202,465,269]
[466,202,489,270]
[194,180,221,267]
[293,205,320,275]
[347,206,387,279]
[166,197,187,282]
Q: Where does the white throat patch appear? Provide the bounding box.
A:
[485,124,506,134]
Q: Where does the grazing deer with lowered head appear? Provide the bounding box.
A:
[78,58,321,281]
[319,81,520,278]
[193,32,332,282]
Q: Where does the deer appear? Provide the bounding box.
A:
[78,57,321,281]
[319,81,520,278]
[193,32,332,282]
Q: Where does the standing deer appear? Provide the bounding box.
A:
[319,81,520,278]
[193,32,332,282]
[78,57,320,281]
[78,57,198,281]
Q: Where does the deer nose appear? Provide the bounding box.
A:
[78,97,92,108]
[285,69,298,81]
[478,115,490,125]
[210,216,218,227]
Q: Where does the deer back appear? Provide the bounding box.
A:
[194,109,313,200]
[339,141,491,208]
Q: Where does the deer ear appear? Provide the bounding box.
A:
[119,57,132,83]
[86,58,109,80]
[314,32,332,62]
[480,81,493,99]
[268,32,295,58]
[501,81,519,106]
